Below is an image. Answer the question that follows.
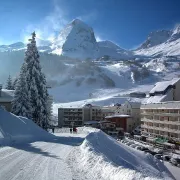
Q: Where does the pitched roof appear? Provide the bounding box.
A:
[149,78,180,94]
[105,114,131,118]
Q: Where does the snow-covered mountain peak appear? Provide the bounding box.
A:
[8,42,25,48]
[98,40,121,49]
[168,25,180,42]
[138,30,172,49]
[52,18,98,59]
[172,24,180,34]
[0,42,25,51]
[70,18,92,30]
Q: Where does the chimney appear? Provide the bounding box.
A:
[0,84,2,97]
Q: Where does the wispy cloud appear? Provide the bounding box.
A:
[130,43,142,50]
[96,35,103,42]
[77,10,98,23]
[21,0,100,44]
[21,3,68,43]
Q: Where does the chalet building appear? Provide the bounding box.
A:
[0,85,14,112]
[105,114,132,132]
[0,84,53,119]
[114,101,141,129]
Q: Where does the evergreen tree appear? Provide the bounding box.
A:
[5,75,13,90]
[12,77,18,90]
[11,63,32,118]
[25,32,50,129]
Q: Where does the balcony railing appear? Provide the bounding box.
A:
[141,112,180,117]
[141,124,180,133]
[141,118,180,125]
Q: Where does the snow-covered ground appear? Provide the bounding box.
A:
[0,110,175,180]
[0,129,174,180]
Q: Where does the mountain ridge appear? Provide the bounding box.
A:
[1,20,180,59]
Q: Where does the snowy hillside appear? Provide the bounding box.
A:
[137,30,172,49]
[135,25,180,57]
[97,40,132,59]
[0,108,53,145]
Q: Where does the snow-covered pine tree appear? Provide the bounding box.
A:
[25,32,50,129]
[5,75,13,90]
[11,63,32,118]
[12,77,18,90]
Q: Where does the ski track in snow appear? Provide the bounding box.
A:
[0,140,75,180]
[0,128,176,180]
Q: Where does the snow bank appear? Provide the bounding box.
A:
[0,108,53,145]
[69,129,173,180]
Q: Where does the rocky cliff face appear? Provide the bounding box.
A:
[137,30,172,49]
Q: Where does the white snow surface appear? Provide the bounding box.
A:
[0,108,53,145]
[51,19,99,59]
[68,129,173,180]
[0,110,174,180]
[137,30,172,49]
[149,78,180,94]
[135,37,180,57]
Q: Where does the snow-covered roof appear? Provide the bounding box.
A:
[0,89,14,102]
[105,114,131,118]
[84,121,99,125]
[149,78,180,94]
[142,95,166,104]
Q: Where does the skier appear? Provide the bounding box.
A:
[70,128,72,133]
[52,127,55,134]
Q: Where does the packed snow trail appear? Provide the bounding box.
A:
[0,135,84,180]
[0,131,175,180]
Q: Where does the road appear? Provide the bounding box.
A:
[0,134,84,180]
[164,162,180,180]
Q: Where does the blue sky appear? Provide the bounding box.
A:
[0,0,180,49]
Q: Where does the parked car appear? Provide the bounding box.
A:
[121,140,128,144]
[130,144,138,148]
[144,150,157,156]
[140,147,149,151]
[154,154,163,160]
[135,146,143,150]
[156,149,163,154]
[126,142,134,146]
[124,141,129,145]
[163,155,171,162]
[170,158,180,166]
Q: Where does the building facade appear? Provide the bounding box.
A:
[114,101,141,129]
[0,85,14,112]
[105,114,132,132]
[58,104,115,127]
[141,101,180,142]
[0,85,53,120]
